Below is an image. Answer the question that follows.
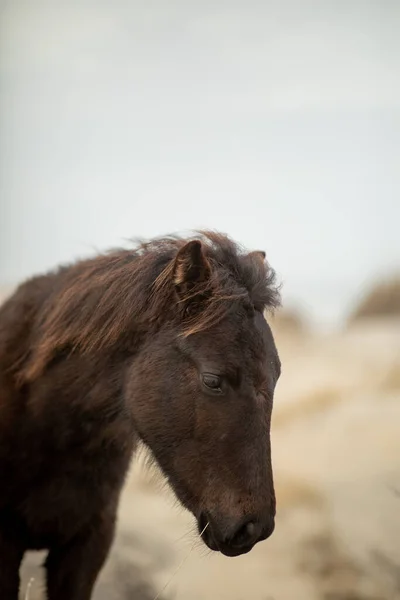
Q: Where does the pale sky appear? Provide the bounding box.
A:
[1,1,399,325]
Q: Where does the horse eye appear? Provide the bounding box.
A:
[202,373,222,393]
[185,303,196,317]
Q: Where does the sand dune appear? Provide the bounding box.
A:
[18,319,400,600]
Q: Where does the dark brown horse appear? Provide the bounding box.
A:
[0,231,281,600]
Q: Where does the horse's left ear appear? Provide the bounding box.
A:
[173,240,211,299]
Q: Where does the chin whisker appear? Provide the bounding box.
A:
[152,522,209,600]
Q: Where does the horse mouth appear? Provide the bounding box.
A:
[197,514,256,557]
[218,543,255,557]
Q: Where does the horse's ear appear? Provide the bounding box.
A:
[173,240,211,299]
[242,250,267,278]
[248,250,266,264]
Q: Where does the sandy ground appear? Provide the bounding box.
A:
[13,315,400,600]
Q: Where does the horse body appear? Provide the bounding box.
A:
[0,281,136,599]
[0,232,281,599]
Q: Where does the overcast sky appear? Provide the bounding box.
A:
[1,1,399,325]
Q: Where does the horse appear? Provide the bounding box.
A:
[0,231,281,600]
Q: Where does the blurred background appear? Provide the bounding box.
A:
[1,1,399,599]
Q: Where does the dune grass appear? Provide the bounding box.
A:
[349,277,400,322]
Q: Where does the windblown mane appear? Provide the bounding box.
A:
[22,231,281,381]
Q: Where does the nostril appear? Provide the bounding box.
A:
[230,519,260,548]
[245,520,256,538]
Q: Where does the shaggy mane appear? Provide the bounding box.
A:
[23,231,281,381]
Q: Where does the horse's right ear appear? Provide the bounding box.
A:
[173,240,211,300]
